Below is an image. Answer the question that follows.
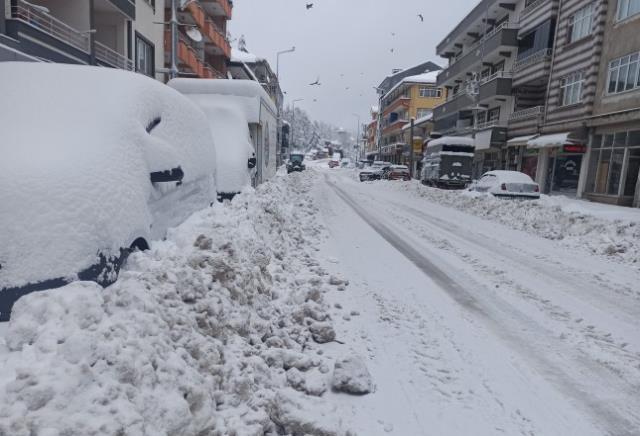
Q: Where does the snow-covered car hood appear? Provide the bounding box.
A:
[0,63,216,289]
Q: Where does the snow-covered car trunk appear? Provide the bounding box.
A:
[0,63,217,321]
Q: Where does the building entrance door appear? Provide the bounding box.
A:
[547,153,583,196]
[623,151,640,198]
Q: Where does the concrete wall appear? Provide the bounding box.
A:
[41,0,91,31]
[593,0,640,116]
[94,11,126,53]
[134,0,165,80]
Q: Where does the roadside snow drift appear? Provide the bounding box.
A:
[0,172,358,435]
[0,62,216,290]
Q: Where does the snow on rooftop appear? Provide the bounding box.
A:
[230,48,263,64]
[427,136,476,147]
[384,70,441,97]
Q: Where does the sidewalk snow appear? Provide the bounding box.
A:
[0,172,357,436]
[371,179,640,268]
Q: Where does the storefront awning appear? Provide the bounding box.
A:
[527,133,579,149]
[507,135,539,147]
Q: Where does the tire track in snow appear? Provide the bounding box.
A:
[326,176,640,436]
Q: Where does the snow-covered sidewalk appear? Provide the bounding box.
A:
[0,173,360,435]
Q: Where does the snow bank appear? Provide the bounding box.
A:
[0,172,357,435]
[0,63,216,290]
[382,182,640,267]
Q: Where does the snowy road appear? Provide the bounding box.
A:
[315,167,640,436]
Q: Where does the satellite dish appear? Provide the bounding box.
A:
[186,27,203,43]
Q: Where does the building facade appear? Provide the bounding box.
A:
[378,71,445,166]
[365,106,379,160]
[582,0,640,207]
[167,0,231,79]
[1,0,165,80]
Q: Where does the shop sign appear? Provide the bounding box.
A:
[563,144,586,153]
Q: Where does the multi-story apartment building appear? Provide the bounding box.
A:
[0,0,165,80]
[168,0,231,79]
[378,69,445,166]
[434,1,520,178]
[582,0,640,207]
[365,106,379,160]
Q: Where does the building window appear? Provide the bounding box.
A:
[617,0,640,21]
[560,72,585,106]
[568,3,593,43]
[587,130,640,197]
[419,86,442,98]
[135,33,154,77]
[607,52,640,94]
[416,108,432,119]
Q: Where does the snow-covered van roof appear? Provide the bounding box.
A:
[230,48,263,64]
[427,136,476,147]
[168,79,276,123]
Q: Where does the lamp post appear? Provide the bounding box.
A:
[276,46,296,81]
[352,113,361,162]
[291,98,304,149]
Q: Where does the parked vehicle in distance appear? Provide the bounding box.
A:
[0,63,218,321]
[287,153,306,173]
[329,153,341,168]
[359,161,392,182]
[469,170,540,199]
[357,160,371,169]
[421,136,475,189]
[384,165,411,181]
[340,158,352,168]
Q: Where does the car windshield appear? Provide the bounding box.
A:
[290,155,304,163]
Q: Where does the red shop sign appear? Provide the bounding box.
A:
[563,144,586,153]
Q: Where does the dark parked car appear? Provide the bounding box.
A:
[287,153,306,173]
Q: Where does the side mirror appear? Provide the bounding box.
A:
[150,167,184,183]
[248,157,257,169]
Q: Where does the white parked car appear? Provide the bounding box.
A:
[359,161,392,182]
[469,170,540,199]
[0,63,218,321]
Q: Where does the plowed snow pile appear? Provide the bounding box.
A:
[378,181,640,267]
[0,172,355,436]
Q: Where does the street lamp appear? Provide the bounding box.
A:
[352,113,361,162]
[276,46,296,81]
[291,98,304,149]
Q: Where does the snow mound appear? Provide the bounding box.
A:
[0,172,357,435]
[332,355,374,395]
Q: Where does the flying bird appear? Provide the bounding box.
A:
[391,32,396,36]
[345,86,350,90]
[309,77,321,86]
[306,3,313,9]
[418,13,424,22]
[390,48,395,53]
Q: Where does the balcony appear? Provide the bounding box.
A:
[184,1,231,59]
[95,41,134,71]
[202,0,233,19]
[382,96,411,116]
[478,71,513,103]
[166,31,225,78]
[382,119,409,136]
[508,106,545,136]
[512,49,552,87]
[433,91,474,120]
[107,0,136,19]
[519,0,558,35]
[437,22,519,87]
[9,0,90,55]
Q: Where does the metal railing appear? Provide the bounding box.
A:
[513,48,553,72]
[95,41,134,71]
[11,0,90,53]
[508,105,545,121]
[520,0,549,20]
[476,119,505,130]
[479,70,513,85]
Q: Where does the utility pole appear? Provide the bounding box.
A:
[409,117,415,179]
[169,0,178,80]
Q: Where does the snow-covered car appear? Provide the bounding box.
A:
[359,161,391,182]
[383,165,411,181]
[340,158,352,168]
[328,153,341,168]
[469,170,540,199]
[287,153,306,173]
[168,79,277,198]
[0,63,217,321]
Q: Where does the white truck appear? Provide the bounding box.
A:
[169,79,278,198]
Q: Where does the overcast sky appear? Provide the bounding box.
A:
[229,0,477,130]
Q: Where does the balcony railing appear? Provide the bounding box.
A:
[479,70,513,85]
[513,49,553,72]
[476,119,505,130]
[185,1,231,58]
[95,41,134,71]
[508,105,545,121]
[11,0,90,53]
[448,22,519,69]
[520,0,549,20]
